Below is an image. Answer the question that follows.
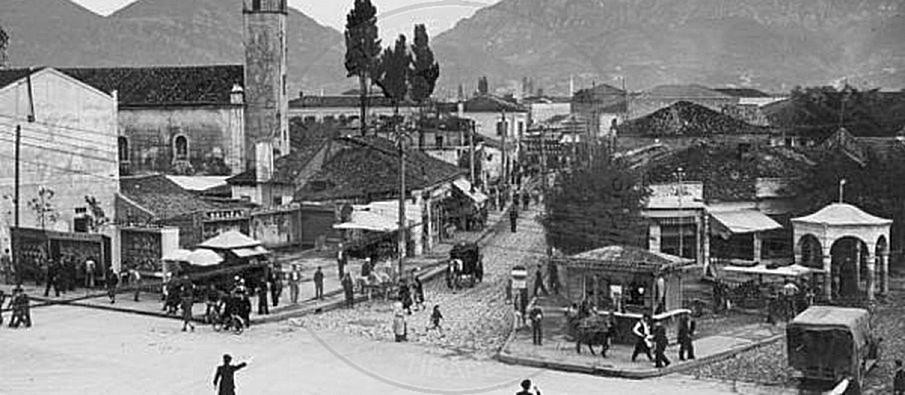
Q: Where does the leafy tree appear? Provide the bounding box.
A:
[0,24,8,68]
[409,24,439,106]
[769,85,901,138]
[784,150,905,253]
[28,187,58,230]
[542,156,650,255]
[373,34,411,117]
[478,76,489,96]
[344,0,382,136]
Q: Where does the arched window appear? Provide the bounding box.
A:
[173,135,188,161]
[117,136,129,163]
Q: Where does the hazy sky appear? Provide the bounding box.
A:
[72,0,501,41]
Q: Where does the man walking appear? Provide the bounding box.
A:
[44,260,59,297]
[653,323,671,368]
[289,266,301,304]
[533,267,548,297]
[213,354,248,395]
[269,270,282,308]
[181,283,195,332]
[509,206,518,233]
[105,266,118,304]
[678,315,696,361]
[631,314,654,362]
[0,249,11,284]
[336,243,347,278]
[313,266,324,300]
[529,303,544,346]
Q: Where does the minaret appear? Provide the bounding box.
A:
[243,0,289,180]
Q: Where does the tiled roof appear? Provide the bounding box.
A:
[227,138,330,185]
[295,136,466,201]
[290,94,415,109]
[645,143,813,202]
[120,174,223,220]
[437,95,528,113]
[57,65,244,107]
[618,101,771,137]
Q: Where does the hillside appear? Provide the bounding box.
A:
[0,0,348,94]
[432,0,905,96]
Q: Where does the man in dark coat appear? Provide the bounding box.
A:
[43,260,59,297]
[181,283,195,332]
[533,267,547,297]
[105,267,118,304]
[529,304,544,346]
[677,315,696,360]
[313,266,324,300]
[509,206,518,233]
[653,323,671,368]
[341,272,354,308]
[269,270,282,308]
[256,284,269,315]
[213,354,248,395]
[336,243,347,278]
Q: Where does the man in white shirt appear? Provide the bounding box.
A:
[631,314,654,362]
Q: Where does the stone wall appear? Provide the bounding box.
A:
[119,106,243,175]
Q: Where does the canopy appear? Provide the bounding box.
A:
[198,230,260,250]
[722,263,824,277]
[161,249,192,262]
[453,179,489,205]
[710,210,783,236]
[233,245,270,258]
[334,210,400,232]
[186,249,224,267]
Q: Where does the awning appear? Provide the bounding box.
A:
[333,210,400,232]
[453,179,488,204]
[233,245,270,258]
[710,210,782,235]
[161,249,192,262]
[198,230,261,250]
[722,263,824,277]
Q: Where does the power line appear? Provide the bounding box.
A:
[0,135,118,164]
[0,151,117,182]
[0,122,120,156]
[0,113,118,139]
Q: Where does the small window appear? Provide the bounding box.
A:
[496,121,505,136]
[173,135,188,161]
[252,0,261,11]
[118,136,129,163]
[75,207,87,215]
[436,135,444,148]
[518,122,524,134]
[273,197,282,207]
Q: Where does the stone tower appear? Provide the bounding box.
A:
[243,0,290,179]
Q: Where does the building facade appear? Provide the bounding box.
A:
[0,68,119,253]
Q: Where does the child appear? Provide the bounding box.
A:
[429,305,444,333]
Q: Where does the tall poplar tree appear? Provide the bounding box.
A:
[374,35,411,117]
[344,0,381,136]
[409,24,440,109]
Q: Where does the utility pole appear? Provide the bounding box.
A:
[500,109,507,199]
[13,70,35,283]
[675,167,685,259]
[469,120,476,186]
[540,126,548,195]
[397,122,406,279]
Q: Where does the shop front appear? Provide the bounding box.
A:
[11,227,111,284]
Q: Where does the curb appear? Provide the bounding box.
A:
[495,331,785,379]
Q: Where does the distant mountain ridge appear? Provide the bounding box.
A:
[1,0,347,94]
[432,0,905,96]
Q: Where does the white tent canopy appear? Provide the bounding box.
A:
[186,249,224,267]
[161,249,192,262]
[453,179,489,205]
[198,230,261,250]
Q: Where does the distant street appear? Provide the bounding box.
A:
[0,305,786,395]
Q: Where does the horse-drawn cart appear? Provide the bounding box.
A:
[446,242,484,289]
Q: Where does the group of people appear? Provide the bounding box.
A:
[630,313,696,368]
[0,286,31,328]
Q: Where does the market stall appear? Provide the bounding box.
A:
[194,231,273,290]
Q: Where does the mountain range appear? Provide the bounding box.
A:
[2,0,904,96]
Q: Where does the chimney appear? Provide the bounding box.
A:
[298,91,305,99]
[569,75,575,97]
[230,84,244,105]
[457,101,465,119]
[255,141,274,182]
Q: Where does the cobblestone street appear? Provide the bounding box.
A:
[291,204,547,358]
